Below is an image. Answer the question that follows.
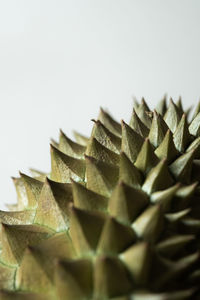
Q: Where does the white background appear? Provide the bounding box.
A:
[0,0,199,208]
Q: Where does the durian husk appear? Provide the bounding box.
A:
[1,97,200,299]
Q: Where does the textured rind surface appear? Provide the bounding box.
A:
[1,97,200,299]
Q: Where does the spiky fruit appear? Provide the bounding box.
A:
[1,98,200,300]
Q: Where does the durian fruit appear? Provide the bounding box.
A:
[1,98,200,300]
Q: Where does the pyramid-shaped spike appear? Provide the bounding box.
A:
[59,129,86,159]
[135,138,159,174]
[50,144,86,183]
[120,242,151,285]
[169,150,194,184]
[50,138,59,148]
[0,261,16,290]
[186,136,200,158]
[121,120,144,163]
[132,205,163,242]
[189,112,200,137]
[1,224,53,265]
[151,184,180,212]
[94,256,132,299]
[86,137,119,165]
[173,114,190,152]
[20,172,43,209]
[164,98,182,133]
[155,95,167,116]
[0,210,35,225]
[133,96,139,109]
[15,247,53,294]
[34,178,72,231]
[12,177,28,210]
[69,206,105,256]
[72,179,108,212]
[34,232,76,261]
[129,109,149,137]
[192,100,200,120]
[108,182,149,225]
[98,108,122,137]
[176,96,184,114]
[155,130,178,163]
[55,259,93,300]
[165,208,191,223]
[148,111,168,148]
[156,235,194,258]
[91,119,121,153]
[176,182,198,199]
[142,159,174,194]
[135,98,152,128]
[97,216,136,254]
[73,131,89,146]
[119,152,142,189]
[29,168,47,182]
[85,155,119,197]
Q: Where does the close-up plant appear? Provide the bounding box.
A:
[0,98,200,299]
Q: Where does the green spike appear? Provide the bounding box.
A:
[0,210,35,225]
[50,144,85,183]
[192,100,200,120]
[129,109,149,137]
[120,242,151,285]
[109,182,148,225]
[91,119,121,153]
[132,205,163,242]
[94,256,132,299]
[119,152,142,189]
[169,150,194,184]
[59,129,86,159]
[55,259,93,300]
[0,262,16,290]
[173,114,190,152]
[15,246,53,294]
[1,224,53,265]
[69,206,105,256]
[135,98,152,128]
[135,138,159,174]
[85,155,119,197]
[132,96,139,109]
[176,182,198,199]
[148,111,168,147]
[34,178,72,231]
[189,112,200,136]
[155,95,167,116]
[165,208,191,223]
[121,120,144,163]
[151,184,180,212]
[155,130,178,163]
[86,137,119,165]
[12,176,28,210]
[186,136,200,158]
[34,232,76,260]
[142,159,174,194]
[97,216,136,254]
[73,131,89,146]
[98,108,121,137]
[29,168,47,181]
[72,179,108,212]
[20,172,43,209]
[176,96,184,114]
[164,98,182,133]
[157,235,194,258]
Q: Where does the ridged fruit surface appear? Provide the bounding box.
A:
[1,97,200,299]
